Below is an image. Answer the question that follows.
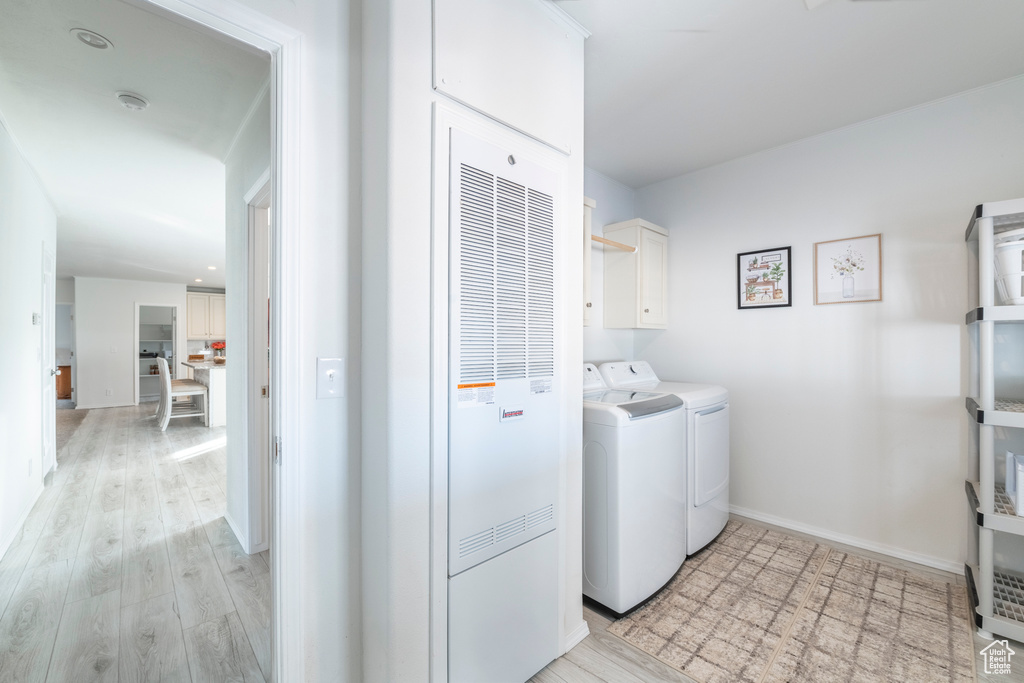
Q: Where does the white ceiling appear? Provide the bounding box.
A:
[0,0,269,287]
[556,0,1024,188]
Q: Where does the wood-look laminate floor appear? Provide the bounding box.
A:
[0,405,270,683]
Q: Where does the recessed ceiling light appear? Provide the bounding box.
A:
[194,278,203,283]
[71,28,113,50]
[207,266,217,270]
[116,91,149,112]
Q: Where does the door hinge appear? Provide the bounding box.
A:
[274,437,282,465]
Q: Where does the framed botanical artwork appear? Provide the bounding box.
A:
[813,234,882,305]
[737,247,791,309]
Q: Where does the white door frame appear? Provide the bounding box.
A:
[133,302,182,406]
[41,245,56,476]
[136,2,302,680]
[245,168,271,553]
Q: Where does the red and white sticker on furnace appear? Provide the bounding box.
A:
[499,406,525,422]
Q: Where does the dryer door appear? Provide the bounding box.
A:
[693,404,729,507]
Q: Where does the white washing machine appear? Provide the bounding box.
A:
[582,363,687,615]
[599,361,730,555]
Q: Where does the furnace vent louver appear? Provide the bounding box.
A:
[458,164,555,384]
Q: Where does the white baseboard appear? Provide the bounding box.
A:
[0,481,44,560]
[730,505,962,575]
[224,510,250,553]
[75,400,131,410]
[563,620,590,654]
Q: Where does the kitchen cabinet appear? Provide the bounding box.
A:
[603,219,668,329]
[963,197,1024,641]
[187,292,226,340]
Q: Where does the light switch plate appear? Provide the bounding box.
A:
[317,357,345,399]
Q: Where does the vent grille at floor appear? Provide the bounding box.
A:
[457,503,555,558]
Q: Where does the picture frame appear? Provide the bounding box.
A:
[737,247,791,309]
[813,234,882,305]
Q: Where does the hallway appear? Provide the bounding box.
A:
[0,405,269,682]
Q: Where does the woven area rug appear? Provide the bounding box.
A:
[55,407,88,453]
[607,521,976,683]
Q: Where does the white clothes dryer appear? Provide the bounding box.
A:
[582,364,687,614]
[599,361,729,555]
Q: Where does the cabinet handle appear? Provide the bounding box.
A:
[586,302,592,308]
[644,308,650,313]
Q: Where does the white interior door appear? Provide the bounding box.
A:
[248,178,272,553]
[41,246,56,475]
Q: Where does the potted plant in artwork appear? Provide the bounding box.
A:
[745,284,758,301]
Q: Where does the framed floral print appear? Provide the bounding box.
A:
[814,234,882,305]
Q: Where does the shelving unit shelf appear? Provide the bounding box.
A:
[966,564,1024,642]
[964,197,1024,641]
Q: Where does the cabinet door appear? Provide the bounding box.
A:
[209,294,226,339]
[583,200,594,326]
[187,293,210,339]
[639,229,667,327]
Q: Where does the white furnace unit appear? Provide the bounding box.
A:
[446,128,563,682]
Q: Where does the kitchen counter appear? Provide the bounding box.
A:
[182,360,226,370]
[182,360,226,427]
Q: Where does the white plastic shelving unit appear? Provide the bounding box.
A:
[964,197,1024,641]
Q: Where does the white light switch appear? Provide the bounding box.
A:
[317,357,345,399]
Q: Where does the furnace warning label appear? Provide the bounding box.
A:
[457,382,495,408]
[530,378,553,395]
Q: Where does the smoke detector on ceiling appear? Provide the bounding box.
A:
[116,92,149,112]
[71,28,113,50]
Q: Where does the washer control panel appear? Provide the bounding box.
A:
[598,360,659,388]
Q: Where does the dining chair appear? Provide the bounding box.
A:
[157,357,208,431]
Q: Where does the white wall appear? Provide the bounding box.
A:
[633,76,1024,570]
[0,120,56,558]
[224,84,270,553]
[73,277,186,409]
[583,167,636,364]
[362,1,585,679]
[217,1,361,680]
[55,277,74,303]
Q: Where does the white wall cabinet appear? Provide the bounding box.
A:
[603,219,668,329]
[187,292,226,340]
[964,197,1024,642]
[583,197,596,327]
